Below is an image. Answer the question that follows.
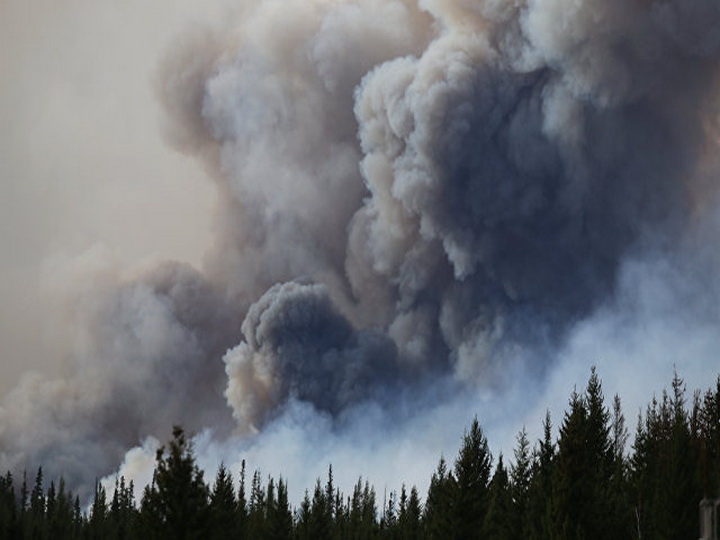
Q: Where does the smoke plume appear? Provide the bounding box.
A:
[2,0,720,500]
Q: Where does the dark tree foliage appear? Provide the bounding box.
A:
[550,368,625,539]
[423,456,454,539]
[3,369,719,540]
[510,427,531,537]
[452,416,492,539]
[526,410,555,539]
[396,484,422,539]
[0,471,18,538]
[143,425,210,539]
[236,459,248,538]
[630,371,706,539]
[483,455,513,539]
[209,463,236,539]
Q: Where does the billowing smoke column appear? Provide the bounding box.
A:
[2,0,720,497]
[224,282,397,429]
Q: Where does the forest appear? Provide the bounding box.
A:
[0,368,718,539]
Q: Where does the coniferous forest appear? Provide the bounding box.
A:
[0,368,718,539]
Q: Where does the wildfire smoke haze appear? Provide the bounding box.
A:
[2,0,720,502]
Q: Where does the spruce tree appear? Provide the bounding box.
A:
[403,486,422,540]
[0,471,17,538]
[247,470,266,537]
[483,455,513,539]
[268,477,292,540]
[423,456,454,539]
[309,477,331,538]
[296,489,312,540]
[88,479,108,539]
[380,489,398,538]
[658,372,697,536]
[551,389,591,538]
[608,394,633,538]
[209,463,236,539]
[236,459,248,539]
[150,425,210,539]
[700,376,720,498]
[510,427,531,537]
[452,416,492,539]
[398,484,423,539]
[28,467,45,539]
[526,411,555,539]
[48,477,75,540]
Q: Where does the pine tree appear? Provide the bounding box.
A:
[452,416,492,539]
[138,479,161,539]
[510,426,532,537]
[584,367,618,536]
[106,476,135,539]
[236,460,248,539]
[309,477,331,538]
[345,478,379,539]
[247,470,266,537]
[47,477,75,540]
[266,477,277,538]
[73,495,83,538]
[296,489,312,540]
[658,372,697,536]
[700,376,720,498]
[380,489,397,538]
[608,394,633,538]
[325,465,335,527]
[398,484,423,539]
[28,466,45,539]
[632,373,700,538]
[484,455,514,539]
[89,479,108,539]
[267,477,292,540]
[0,471,17,538]
[423,456,454,539]
[209,463,236,539]
[335,488,348,538]
[404,486,422,540]
[150,425,210,539]
[18,471,28,536]
[526,410,556,539]
[551,388,592,538]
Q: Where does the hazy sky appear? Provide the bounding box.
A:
[0,0,218,394]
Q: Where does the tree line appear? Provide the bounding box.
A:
[0,367,718,539]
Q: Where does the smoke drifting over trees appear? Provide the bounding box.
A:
[2,0,720,500]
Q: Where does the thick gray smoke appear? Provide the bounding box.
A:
[0,262,239,493]
[2,0,720,499]
[224,282,397,429]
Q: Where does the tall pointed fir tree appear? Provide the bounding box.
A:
[483,454,514,539]
[209,463,236,539]
[236,459,248,539]
[148,426,210,539]
[423,456,454,539]
[510,427,532,537]
[527,411,555,539]
[452,417,492,539]
[551,388,592,538]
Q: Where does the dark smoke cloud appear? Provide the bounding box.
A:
[350,0,718,382]
[2,0,720,499]
[224,282,397,430]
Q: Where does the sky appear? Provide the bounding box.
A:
[0,0,218,393]
[2,0,720,505]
